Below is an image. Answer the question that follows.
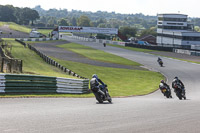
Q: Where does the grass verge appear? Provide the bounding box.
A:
[57,43,141,66]
[1,38,75,78]
[49,58,163,97]
[108,44,158,52]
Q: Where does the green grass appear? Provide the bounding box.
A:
[0,39,164,97]
[8,22,31,33]
[0,22,6,27]
[108,43,158,52]
[0,21,31,33]
[37,29,52,36]
[50,57,163,97]
[2,38,75,78]
[57,43,141,66]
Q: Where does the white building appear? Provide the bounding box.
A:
[157,13,200,48]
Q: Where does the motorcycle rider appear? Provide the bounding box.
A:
[157,57,162,63]
[159,80,172,97]
[157,57,163,66]
[172,77,185,92]
[90,74,106,98]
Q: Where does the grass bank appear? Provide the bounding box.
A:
[2,38,75,78]
[57,43,141,67]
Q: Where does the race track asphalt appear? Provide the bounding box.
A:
[1,35,200,133]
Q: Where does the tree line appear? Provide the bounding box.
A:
[1,4,200,39]
[0,5,39,25]
[33,5,157,38]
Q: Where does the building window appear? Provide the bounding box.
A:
[182,36,200,41]
[167,23,184,25]
[158,26,187,30]
[163,17,187,22]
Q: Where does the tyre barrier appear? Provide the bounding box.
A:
[0,74,89,94]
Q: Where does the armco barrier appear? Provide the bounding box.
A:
[125,43,174,52]
[0,74,89,94]
[16,38,58,42]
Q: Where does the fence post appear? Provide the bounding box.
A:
[1,58,4,72]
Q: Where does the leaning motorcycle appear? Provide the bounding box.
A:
[158,60,163,67]
[93,84,112,103]
[174,83,186,100]
[161,86,172,98]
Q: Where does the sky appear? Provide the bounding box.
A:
[1,0,200,17]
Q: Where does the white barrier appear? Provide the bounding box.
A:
[71,36,126,46]
[16,38,58,41]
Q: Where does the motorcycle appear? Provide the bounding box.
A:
[158,60,163,67]
[174,83,186,100]
[160,86,172,98]
[93,84,112,103]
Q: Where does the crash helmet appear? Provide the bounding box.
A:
[92,74,98,79]
[174,77,178,80]
[160,80,164,83]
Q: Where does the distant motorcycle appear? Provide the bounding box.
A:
[158,60,163,67]
[160,86,172,98]
[174,83,186,100]
[93,84,112,103]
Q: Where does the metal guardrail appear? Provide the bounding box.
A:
[0,74,89,94]
[16,38,58,41]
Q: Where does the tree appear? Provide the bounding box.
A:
[194,26,200,32]
[0,5,17,22]
[58,18,69,26]
[29,9,40,25]
[139,27,157,37]
[71,17,77,26]
[77,15,91,27]
[19,8,40,25]
[119,26,138,38]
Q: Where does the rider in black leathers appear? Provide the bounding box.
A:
[90,74,106,97]
[157,57,162,62]
[159,80,171,96]
[172,77,185,92]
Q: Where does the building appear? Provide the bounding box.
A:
[157,13,200,48]
[139,35,157,45]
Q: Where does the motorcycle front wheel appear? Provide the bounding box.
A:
[94,92,103,103]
